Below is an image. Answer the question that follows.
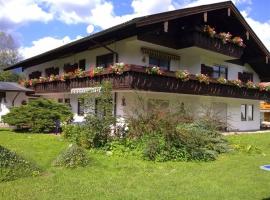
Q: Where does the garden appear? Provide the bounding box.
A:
[1,82,270,199]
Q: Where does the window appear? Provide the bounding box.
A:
[238,72,253,83]
[149,56,170,71]
[29,71,42,79]
[79,59,86,71]
[64,63,78,73]
[241,104,254,121]
[58,99,63,103]
[241,104,247,121]
[201,64,227,79]
[64,98,71,108]
[45,67,59,77]
[78,100,84,116]
[96,53,114,68]
[212,65,228,79]
[247,105,254,121]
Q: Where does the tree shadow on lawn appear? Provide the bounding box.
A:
[262,197,270,200]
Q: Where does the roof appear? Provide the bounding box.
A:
[0,82,34,92]
[5,1,270,71]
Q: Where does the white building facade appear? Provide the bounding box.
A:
[6,2,270,131]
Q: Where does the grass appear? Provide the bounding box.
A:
[0,130,270,200]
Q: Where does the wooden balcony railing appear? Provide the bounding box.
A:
[177,31,244,58]
[30,65,270,101]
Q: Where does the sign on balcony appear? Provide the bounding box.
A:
[71,87,101,94]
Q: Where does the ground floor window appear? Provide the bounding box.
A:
[247,105,254,121]
[241,104,254,121]
[78,100,84,116]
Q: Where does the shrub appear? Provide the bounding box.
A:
[78,81,116,148]
[2,98,73,133]
[53,144,89,168]
[124,99,229,162]
[0,145,40,182]
[175,122,229,161]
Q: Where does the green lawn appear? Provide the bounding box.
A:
[0,130,270,200]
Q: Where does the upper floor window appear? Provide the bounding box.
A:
[238,72,253,83]
[64,63,78,73]
[45,67,59,77]
[29,71,42,79]
[79,59,86,71]
[201,64,228,79]
[96,53,114,68]
[149,56,170,71]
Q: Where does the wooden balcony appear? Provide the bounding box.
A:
[30,65,270,101]
[177,31,244,58]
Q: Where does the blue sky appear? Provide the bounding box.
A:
[0,0,269,59]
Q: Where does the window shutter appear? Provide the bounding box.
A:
[238,72,243,80]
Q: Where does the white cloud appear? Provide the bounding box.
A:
[0,0,53,24]
[241,11,270,51]
[180,0,252,8]
[20,35,82,59]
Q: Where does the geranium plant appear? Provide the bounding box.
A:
[217,77,227,84]
[229,79,242,88]
[246,80,256,89]
[31,78,39,86]
[146,66,162,75]
[63,72,74,80]
[93,66,104,75]
[111,63,125,75]
[39,76,48,83]
[232,36,245,47]
[175,70,190,81]
[203,25,216,38]
[257,83,266,91]
[218,32,232,44]
[196,74,210,84]
[49,74,59,82]
[74,68,85,78]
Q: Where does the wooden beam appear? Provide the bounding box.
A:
[164,21,169,32]
[204,12,207,23]
[227,8,231,16]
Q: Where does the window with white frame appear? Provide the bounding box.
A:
[241,104,254,121]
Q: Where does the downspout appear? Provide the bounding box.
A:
[12,92,20,106]
[91,39,119,63]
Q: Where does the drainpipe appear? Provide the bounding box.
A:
[12,92,20,106]
[91,39,119,63]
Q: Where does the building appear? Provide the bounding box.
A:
[0,82,33,123]
[5,1,270,131]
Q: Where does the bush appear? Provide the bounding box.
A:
[123,102,229,162]
[3,98,73,133]
[175,122,229,161]
[0,145,40,182]
[53,144,89,168]
[0,71,23,82]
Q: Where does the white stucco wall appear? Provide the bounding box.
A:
[24,36,261,85]
[116,91,260,131]
[0,92,29,122]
